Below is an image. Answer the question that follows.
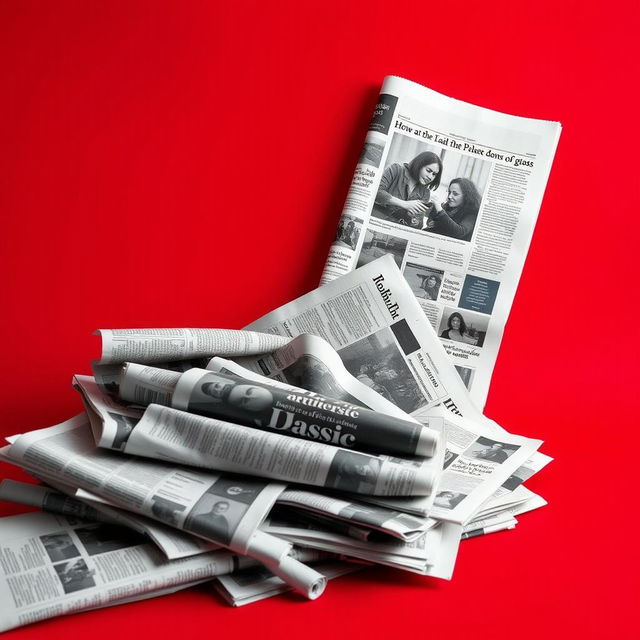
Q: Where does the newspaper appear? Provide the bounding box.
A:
[228,333,432,421]
[0,510,265,632]
[0,479,221,560]
[321,76,561,408]
[92,359,210,395]
[263,514,461,580]
[461,516,517,539]
[460,488,548,539]
[74,375,144,450]
[97,328,291,365]
[2,415,327,599]
[275,488,429,541]
[120,362,439,458]
[215,559,361,607]
[244,255,542,522]
[76,366,443,499]
[122,404,442,497]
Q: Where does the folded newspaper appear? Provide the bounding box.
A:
[0,75,557,630]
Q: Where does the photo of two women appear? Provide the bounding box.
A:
[371,133,490,241]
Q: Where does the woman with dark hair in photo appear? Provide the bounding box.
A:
[426,177,481,241]
[440,312,478,345]
[420,274,440,301]
[373,151,443,227]
[342,220,356,248]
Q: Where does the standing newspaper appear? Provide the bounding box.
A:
[322,76,561,408]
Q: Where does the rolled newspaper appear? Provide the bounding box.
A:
[119,363,438,458]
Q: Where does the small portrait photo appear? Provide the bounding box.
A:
[190,372,274,417]
[358,132,386,168]
[403,262,444,302]
[356,230,407,270]
[443,449,458,470]
[150,496,187,527]
[438,307,489,348]
[334,214,363,251]
[371,132,490,241]
[338,327,425,413]
[108,412,138,451]
[53,558,96,594]
[454,365,475,391]
[185,477,267,546]
[325,450,381,494]
[465,436,520,464]
[433,491,466,510]
[75,524,146,556]
[40,532,80,563]
[282,354,359,404]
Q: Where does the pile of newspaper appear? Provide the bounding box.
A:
[0,77,559,631]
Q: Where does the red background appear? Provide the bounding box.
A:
[1,1,638,637]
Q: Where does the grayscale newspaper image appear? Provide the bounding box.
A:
[322,76,561,408]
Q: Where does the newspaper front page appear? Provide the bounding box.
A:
[322,76,561,407]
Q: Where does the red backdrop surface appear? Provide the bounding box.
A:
[1,1,638,638]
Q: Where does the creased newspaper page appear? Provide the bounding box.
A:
[124,405,442,497]
[73,375,144,450]
[3,415,327,599]
[247,255,478,419]
[97,329,290,365]
[263,514,461,580]
[229,334,430,422]
[244,255,542,521]
[275,489,429,541]
[321,76,561,408]
[0,510,261,632]
[0,479,220,560]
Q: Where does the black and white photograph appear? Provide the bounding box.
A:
[338,327,425,413]
[355,230,407,270]
[191,372,275,415]
[75,524,146,555]
[53,558,96,594]
[325,450,381,494]
[185,477,267,545]
[371,132,490,241]
[465,436,520,464]
[358,132,386,168]
[403,262,444,301]
[108,412,138,451]
[438,307,490,347]
[40,532,80,563]
[454,365,475,390]
[282,354,359,404]
[433,491,466,510]
[443,449,458,470]
[334,214,362,250]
